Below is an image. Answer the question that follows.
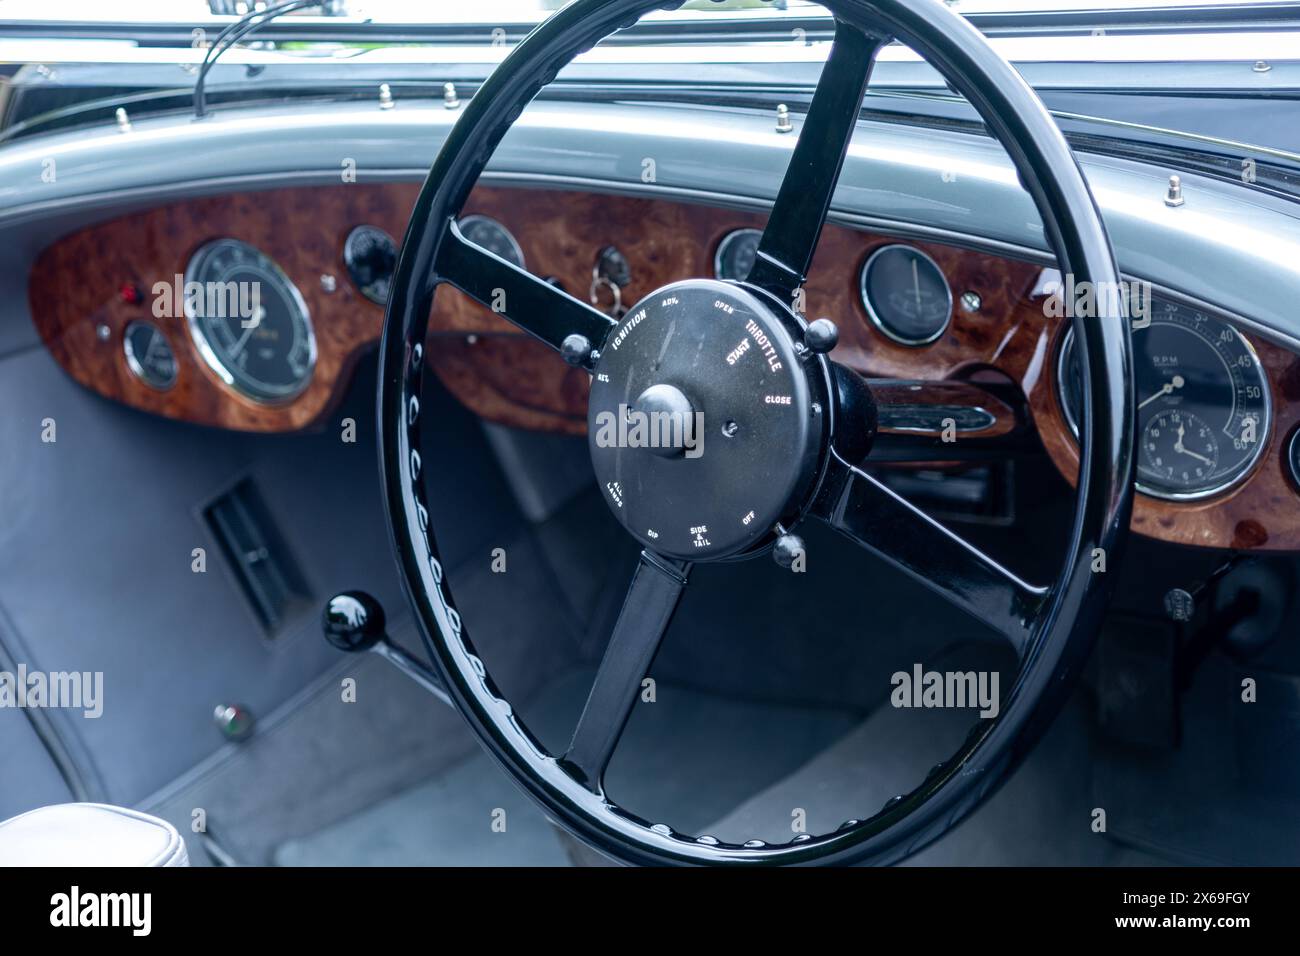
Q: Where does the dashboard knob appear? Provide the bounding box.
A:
[804,318,839,354]
[322,591,386,652]
[561,333,593,367]
[773,533,805,570]
[1163,588,1195,622]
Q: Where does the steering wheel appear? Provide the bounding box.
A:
[378,0,1135,866]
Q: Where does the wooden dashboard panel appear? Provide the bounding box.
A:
[30,184,420,432]
[28,182,1300,550]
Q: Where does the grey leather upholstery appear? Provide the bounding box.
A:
[0,803,189,867]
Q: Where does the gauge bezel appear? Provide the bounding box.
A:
[184,238,316,405]
[859,243,953,347]
[343,224,398,305]
[712,227,764,281]
[1055,313,1272,502]
[1286,426,1300,494]
[457,214,525,269]
[122,320,177,391]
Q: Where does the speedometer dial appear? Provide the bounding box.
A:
[185,238,315,403]
[1057,299,1271,500]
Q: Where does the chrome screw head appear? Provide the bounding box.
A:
[1165,174,1186,207]
[776,104,793,134]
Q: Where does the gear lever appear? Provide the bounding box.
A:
[321,591,451,707]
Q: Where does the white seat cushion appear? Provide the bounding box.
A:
[0,803,188,867]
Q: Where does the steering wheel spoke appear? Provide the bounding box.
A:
[811,450,1047,657]
[435,217,616,359]
[561,551,691,792]
[747,20,888,303]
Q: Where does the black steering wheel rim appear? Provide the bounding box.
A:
[379,0,1136,865]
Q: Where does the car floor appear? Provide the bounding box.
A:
[178,654,1169,867]
[7,348,1294,866]
[272,668,863,866]
[134,489,1300,867]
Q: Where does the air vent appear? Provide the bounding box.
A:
[203,478,312,637]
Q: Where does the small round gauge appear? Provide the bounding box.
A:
[714,228,763,281]
[860,244,953,346]
[1142,409,1219,488]
[1287,427,1300,492]
[185,238,316,404]
[344,225,397,305]
[1057,299,1272,500]
[122,320,177,390]
[458,215,524,268]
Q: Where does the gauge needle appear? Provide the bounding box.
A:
[911,258,922,313]
[230,305,265,356]
[1137,374,1185,410]
[1172,421,1214,466]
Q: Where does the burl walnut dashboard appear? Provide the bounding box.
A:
[28,183,1300,550]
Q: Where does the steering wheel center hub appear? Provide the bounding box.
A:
[587,279,824,561]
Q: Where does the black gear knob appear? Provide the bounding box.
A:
[322,591,387,652]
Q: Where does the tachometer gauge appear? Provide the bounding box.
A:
[713,228,763,281]
[860,244,953,346]
[1057,299,1271,500]
[122,320,177,390]
[458,215,525,268]
[184,238,316,404]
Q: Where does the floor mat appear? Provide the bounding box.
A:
[707,644,1170,865]
[275,746,572,867]
[274,670,862,866]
